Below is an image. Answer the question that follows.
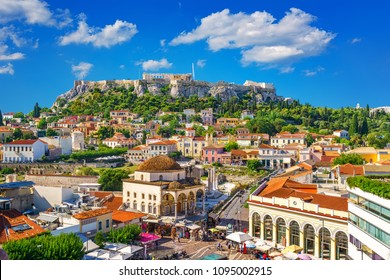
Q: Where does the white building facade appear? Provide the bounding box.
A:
[2,139,48,163]
[347,185,390,260]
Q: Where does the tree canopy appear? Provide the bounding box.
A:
[98,168,130,191]
[3,233,84,260]
[332,153,364,166]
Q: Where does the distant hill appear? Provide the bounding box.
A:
[52,78,285,108]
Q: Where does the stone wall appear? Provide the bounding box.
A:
[25,174,98,187]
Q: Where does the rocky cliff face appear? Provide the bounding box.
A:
[54,78,283,106]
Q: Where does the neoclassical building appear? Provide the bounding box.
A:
[248,177,349,260]
[122,155,205,219]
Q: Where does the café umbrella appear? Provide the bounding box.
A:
[226,232,253,243]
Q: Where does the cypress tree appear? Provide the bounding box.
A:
[349,113,359,136]
[360,116,369,135]
[0,110,3,126]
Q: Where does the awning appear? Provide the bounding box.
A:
[256,244,272,252]
[36,214,59,223]
[215,225,227,231]
[143,219,161,224]
[186,224,201,230]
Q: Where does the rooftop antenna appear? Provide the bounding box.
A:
[192,63,195,81]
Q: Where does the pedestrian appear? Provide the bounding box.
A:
[228,242,231,250]
[178,233,181,243]
[263,253,267,260]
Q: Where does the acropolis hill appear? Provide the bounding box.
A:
[54,73,285,106]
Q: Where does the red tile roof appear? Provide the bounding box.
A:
[72,209,112,220]
[0,209,46,244]
[149,140,177,145]
[112,210,146,223]
[338,164,364,176]
[253,178,347,212]
[259,177,317,197]
[5,139,44,145]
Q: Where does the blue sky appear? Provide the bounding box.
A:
[0,0,389,113]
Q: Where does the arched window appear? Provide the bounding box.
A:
[335,231,348,260]
[303,224,315,254]
[153,203,157,214]
[252,213,261,238]
[133,200,137,210]
[148,203,152,213]
[141,202,145,212]
[276,218,286,245]
[263,215,273,241]
[319,227,331,259]
[289,221,300,246]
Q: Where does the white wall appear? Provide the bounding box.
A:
[33,185,74,211]
[134,170,186,182]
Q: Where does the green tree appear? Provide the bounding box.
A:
[0,167,14,174]
[106,224,141,244]
[98,168,130,191]
[224,141,239,152]
[97,126,114,140]
[360,116,369,135]
[3,233,84,260]
[349,113,359,136]
[33,102,40,118]
[13,112,24,119]
[247,160,262,171]
[46,128,58,137]
[94,231,105,248]
[332,153,364,166]
[305,133,315,147]
[281,124,298,134]
[37,118,47,129]
[76,167,99,176]
[12,128,23,140]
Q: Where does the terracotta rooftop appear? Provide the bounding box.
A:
[149,140,177,145]
[112,210,146,223]
[259,177,317,197]
[72,208,112,220]
[4,139,47,145]
[136,155,182,171]
[259,143,275,149]
[338,164,364,176]
[0,209,46,244]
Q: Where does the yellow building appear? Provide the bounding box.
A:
[216,118,240,128]
[346,147,390,164]
[174,136,206,159]
[72,208,113,236]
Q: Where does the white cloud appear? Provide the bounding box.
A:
[160,39,166,47]
[72,62,93,79]
[170,8,335,65]
[280,66,295,73]
[0,0,71,27]
[0,44,25,61]
[59,17,138,48]
[303,66,324,76]
[119,64,125,69]
[137,58,172,71]
[196,59,206,68]
[0,63,14,75]
[351,38,362,44]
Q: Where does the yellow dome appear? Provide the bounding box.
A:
[136,155,182,172]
